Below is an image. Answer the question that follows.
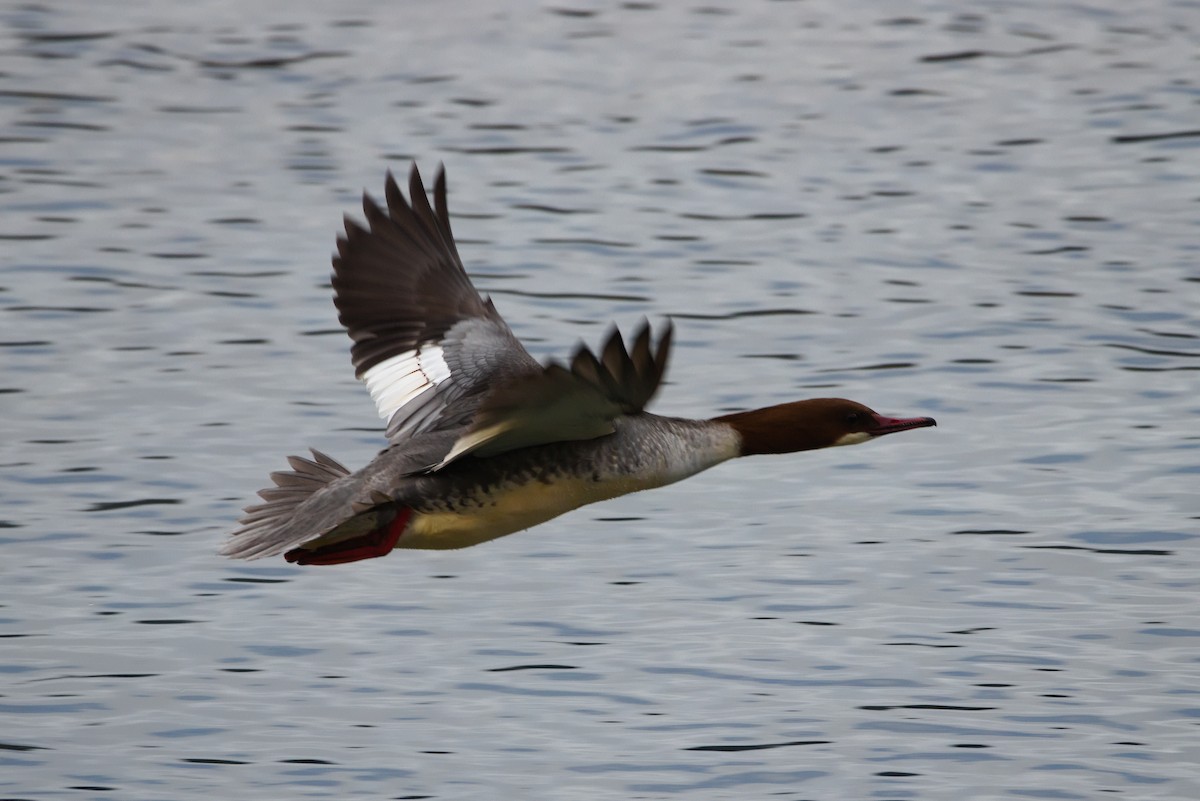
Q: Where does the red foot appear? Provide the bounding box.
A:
[285,507,413,566]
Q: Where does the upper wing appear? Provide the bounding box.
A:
[424,320,673,471]
[333,165,541,441]
[334,164,673,471]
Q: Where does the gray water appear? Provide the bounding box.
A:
[3,1,1199,799]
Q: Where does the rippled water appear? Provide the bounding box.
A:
[3,1,1199,799]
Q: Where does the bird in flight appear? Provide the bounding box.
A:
[221,166,935,565]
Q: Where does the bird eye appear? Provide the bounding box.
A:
[845,411,861,425]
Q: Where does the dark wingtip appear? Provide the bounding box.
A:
[408,161,426,200]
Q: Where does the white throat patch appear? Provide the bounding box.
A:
[832,431,872,447]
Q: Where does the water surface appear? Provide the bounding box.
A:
[3,2,1199,799]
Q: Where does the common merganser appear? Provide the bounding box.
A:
[221,165,935,565]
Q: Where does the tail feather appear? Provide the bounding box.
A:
[220,449,353,560]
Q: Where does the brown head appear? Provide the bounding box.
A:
[713,398,936,456]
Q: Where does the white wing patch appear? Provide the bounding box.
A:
[361,345,452,424]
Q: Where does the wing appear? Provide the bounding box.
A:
[333,164,541,441]
[424,320,673,471]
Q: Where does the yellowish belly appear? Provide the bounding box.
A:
[397,474,653,550]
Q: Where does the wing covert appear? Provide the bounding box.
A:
[425,320,674,471]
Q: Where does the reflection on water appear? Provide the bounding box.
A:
[3,1,1199,799]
